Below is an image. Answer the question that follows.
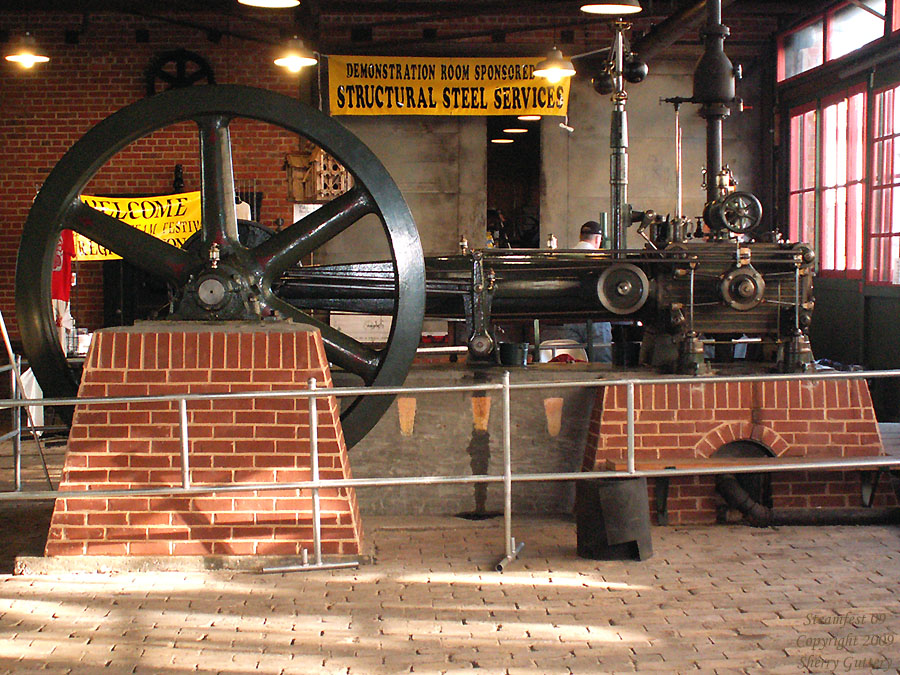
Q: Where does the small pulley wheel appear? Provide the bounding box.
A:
[790,242,816,266]
[596,263,650,315]
[145,49,215,97]
[720,265,765,311]
[708,191,763,234]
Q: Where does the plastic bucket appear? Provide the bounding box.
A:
[498,342,529,366]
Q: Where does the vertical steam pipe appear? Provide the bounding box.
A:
[675,104,683,218]
[693,0,735,207]
[706,117,724,204]
[610,23,628,253]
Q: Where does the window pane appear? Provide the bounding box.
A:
[872,187,888,235]
[790,115,801,191]
[883,137,893,185]
[893,186,900,234]
[873,87,893,139]
[869,235,900,283]
[867,84,900,284]
[822,100,851,189]
[835,186,848,269]
[873,138,886,185]
[894,136,900,182]
[829,0,885,60]
[893,87,900,130]
[790,109,818,192]
[789,193,801,241]
[803,191,817,245]
[848,92,866,180]
[893,237,900,283]
[822,187,837,269]
[869,237,887,282]
[782,20,824,79]
[803,111,817,189]
[847,183,863,269]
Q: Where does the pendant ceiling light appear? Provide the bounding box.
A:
[580,0,642,15]
[533,47,576,84]
[239,0,300,7]
[4,32,50,69]
[274,37,318,72]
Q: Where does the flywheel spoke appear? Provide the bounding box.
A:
[65,200,197,285]
[252,186,374,280]
[266,295,382,383]
[196,114,239,247]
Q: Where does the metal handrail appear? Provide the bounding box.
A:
[2,366,899,571]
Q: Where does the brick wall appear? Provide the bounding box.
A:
[44,324,362,557]
[584,379,899,524]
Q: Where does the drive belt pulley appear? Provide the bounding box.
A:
[596,263,650,315]
[720,265,765,311]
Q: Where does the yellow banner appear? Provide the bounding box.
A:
[328,55,570,116]
[74,192,202,261]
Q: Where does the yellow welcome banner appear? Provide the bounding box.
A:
[328,55,570,116]
[74,192,202,261]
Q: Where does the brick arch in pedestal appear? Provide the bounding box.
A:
[581,378,893,524]
[584,378,883,470]
[695,421,789,458]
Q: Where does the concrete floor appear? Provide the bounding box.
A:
[0,509,897,674]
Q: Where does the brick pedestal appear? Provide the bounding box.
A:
[45,323,362,558]
[583,379,898,524]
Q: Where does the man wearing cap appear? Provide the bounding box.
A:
[566,220,612,361]
[575,220,604,250]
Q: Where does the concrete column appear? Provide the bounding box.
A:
[540,116,569,248]
[457,117,487,254]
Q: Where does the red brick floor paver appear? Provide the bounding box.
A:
[0,515,897,673]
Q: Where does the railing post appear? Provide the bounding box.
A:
[308,378,323,566]
[178,398,191,489]
[503,371,512,557]
[495,371,524,572]
[12,356,21,492]
[626,381,635,474]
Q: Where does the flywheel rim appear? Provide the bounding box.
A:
[15,84,425,448]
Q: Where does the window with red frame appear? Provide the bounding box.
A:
[778,0,887,81]
[788,105,817,245]
[869,84,900,283]
[820,87,866,276]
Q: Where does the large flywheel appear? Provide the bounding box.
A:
[15,85,425,448]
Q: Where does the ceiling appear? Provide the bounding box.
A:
[2,0,825,60]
